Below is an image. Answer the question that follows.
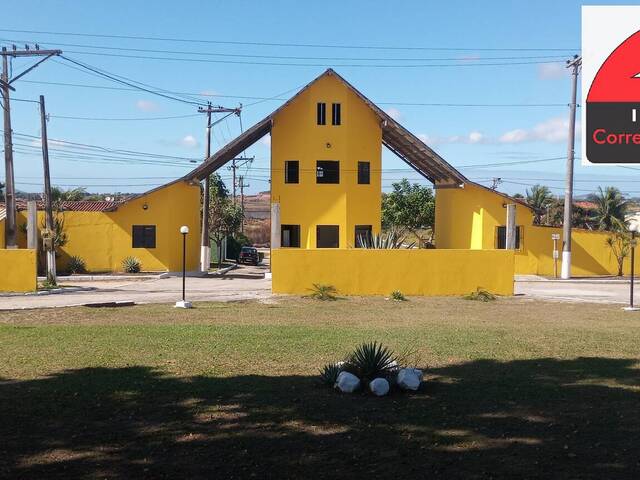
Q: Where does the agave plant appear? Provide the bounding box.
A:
[121,256,142,273]
[66,255,87,274]
[319,362,343,386]
[308,283,338,301]
[390,290,406,301]
[346,342,398,381]
[357,229,415,249]
[464,287,496,302]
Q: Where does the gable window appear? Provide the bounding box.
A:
[281,225,301,248]
[496,226,522,250]
[316,160,340,184]
[132,225,156,248]
[285,160,299,184]
[357,161,370,184]
[354,225,372,248]
[317,225,339,248]
[332,103,341,125]
[317,102,326,125]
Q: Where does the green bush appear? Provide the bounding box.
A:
[308,283,338,301]
[344,341,398,382]
[390,290,406,301]
[66,256,87,274]
[226,233,252,261]
[319,362,343,386]
[464,288,496,302]
[121,256,142,273]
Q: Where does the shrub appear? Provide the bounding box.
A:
[67,255,87,274]
[357,229,415,249]
[319,362,343,386]
[226,233,252,261]
[121,256,142,273]
[308,283,338,301]
[390,290,406,301]
[464,288,496,302]
[345,342,398,381]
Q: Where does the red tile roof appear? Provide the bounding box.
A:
[2,200,123,213]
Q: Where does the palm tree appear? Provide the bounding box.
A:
[525,184,553,224]
[591,186,628,231]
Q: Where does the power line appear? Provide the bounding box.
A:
[0,29,578,52]
[49,113,200,121]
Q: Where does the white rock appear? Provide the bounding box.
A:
[335,371,360,393]
[397,368,423,391]
[369,378,390,396]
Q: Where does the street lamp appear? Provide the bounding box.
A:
[175,225,193,309]
[624,223,639,312]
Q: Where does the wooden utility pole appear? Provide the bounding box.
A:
[229,156,254,203]
[560,55,581,280]
[1,45,61,248]
[39,95,56,283]
[197,103,242,271]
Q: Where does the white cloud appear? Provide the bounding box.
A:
[199,89,218,97]
[385,107,403,121]
[498,116,579,144]
[180,134,199,148]
[136,99,160,112]
[537,62,568,80]
[418,131,487,145]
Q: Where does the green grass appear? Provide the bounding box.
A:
[0,296,639,478]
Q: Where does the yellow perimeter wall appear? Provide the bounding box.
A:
[272,249,514,296]
[0,249,37,292]
[436,182,638,276]
[3,180,201,273]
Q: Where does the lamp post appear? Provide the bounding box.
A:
[175,225,193,309]
[624,224,639,311]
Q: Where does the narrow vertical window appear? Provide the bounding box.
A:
[357,161,370,184]
[281,225,300,247]
[316,102,326,125]
[285,160,299,184]
[496,226,522,249]
[332,103,341,125]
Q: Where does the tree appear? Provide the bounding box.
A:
[591,186,628,231]
[381,179,435,247]
[606,231,630,276]
[525,184,553,224]
[206,174,243,268]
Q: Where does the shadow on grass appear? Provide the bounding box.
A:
[1,357,638,479]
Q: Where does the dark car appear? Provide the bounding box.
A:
[238,246,260,265]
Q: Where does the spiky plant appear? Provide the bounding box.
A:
[319,362,343,386]
[464,288,496,302]
[308,283,338,301]
[390,290,406,301]
[357,229,415,249]
[346,342,398,381]
[67,255,87,274]
[121,256,142,273]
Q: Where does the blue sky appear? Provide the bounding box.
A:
[2,0,639,197]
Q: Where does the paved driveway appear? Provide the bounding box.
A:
[515,278,635,304]
[1,263,272,310]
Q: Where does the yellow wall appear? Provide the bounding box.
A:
[271,71,382,248]
[436,182,638,277]
[272,248,514,296]
[13,180,201,273]
[0,248,36,292]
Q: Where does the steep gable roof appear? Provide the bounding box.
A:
[183,69,468,187]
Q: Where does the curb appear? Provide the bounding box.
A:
[0,286,96,298]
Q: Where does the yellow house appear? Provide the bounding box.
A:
[0,179,201,275]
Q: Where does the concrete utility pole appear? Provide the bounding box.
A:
[505,204,517,250]
[229,156,254,203]
[197,103,241,271]
[1,45,61,248]
[560,55,582,280]
[39,95,56,283]
[238,175,249,233]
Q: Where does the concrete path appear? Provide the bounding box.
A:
[0,263,272,310]
[515,278,635,304]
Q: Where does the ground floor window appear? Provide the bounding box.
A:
[496,226,522,249]
[354,225,372,247]
[132,225,156,248]
[281,224,301,247]
[316,225,339,248]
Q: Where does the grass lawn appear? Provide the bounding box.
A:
[0,296,639,479]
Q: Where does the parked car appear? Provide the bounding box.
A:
[238,246,260,265]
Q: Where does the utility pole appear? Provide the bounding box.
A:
[1,44,61,248]
[238,175,249,233]
[197,103,241,271]
[39,95,56,283]
[560,55,581,280]
[229,156,254,203]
